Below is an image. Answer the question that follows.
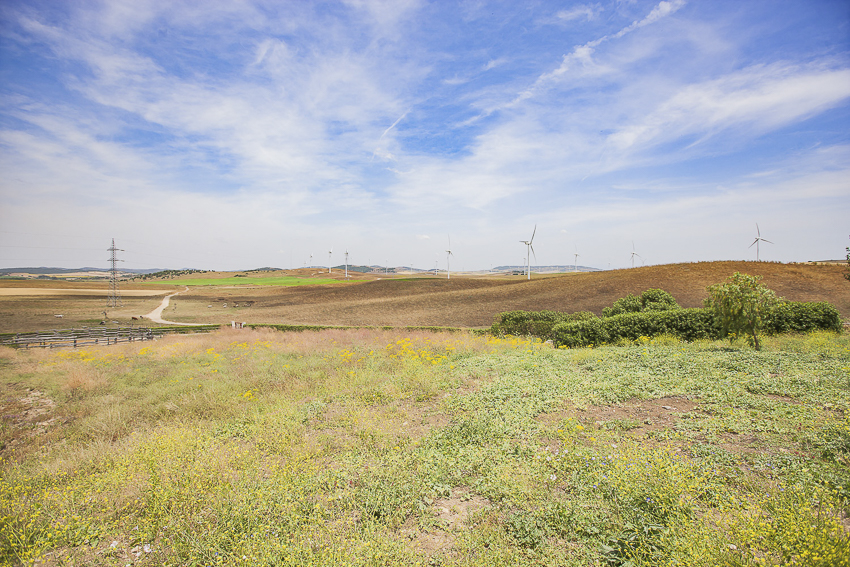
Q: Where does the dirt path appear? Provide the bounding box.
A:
[144,287,198,325]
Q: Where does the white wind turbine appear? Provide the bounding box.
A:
[573,245,580,272]
[446,235,453,280]
[308,252,313,268]
[750,223,772,261]
[630,241,642,269]
[328,248,333,274]
[344,250,349,278]
[519,225,536,280]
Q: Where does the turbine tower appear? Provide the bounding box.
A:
[519,225,536,280]
[749,224,772,261]
[573,245,580,273]
[328,248,333,274]
[630,241,642,269]
[107,238,123,308]
[446,235,453,280]
[344,250,349,278]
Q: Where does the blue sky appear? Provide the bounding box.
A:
[1,0,848,271]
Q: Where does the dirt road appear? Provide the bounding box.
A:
[143,287,198,325]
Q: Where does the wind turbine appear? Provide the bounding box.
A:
[519,225,536,280]
[344,250,349,278]
[328,248,333,274]
[446,235,453,280]
[630,241,642,269]
[308,252,313,268]
[749,224,772,261]
[573,245,580,272]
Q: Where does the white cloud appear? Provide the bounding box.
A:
[608,63,850,151]
[555,4,603,22]
[612,0,686,40]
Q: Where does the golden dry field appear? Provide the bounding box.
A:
[147,262,849,329]
[0,282,177,333]
[1,261,848,333]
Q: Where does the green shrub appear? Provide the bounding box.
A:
[764,302,842,334]
[602,289,679,317]
[552,309,718,348]
[490,310,596,340]
[553,300,841,348]
[602,294,642,317]
[705,273,780,350]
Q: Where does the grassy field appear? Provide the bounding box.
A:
[2,328,848,566]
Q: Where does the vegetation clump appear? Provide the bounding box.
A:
[705,272,781,350]
[602,288,680,317]
[499,275,842,349]
[134,269,208,280]
[490,310,596,340]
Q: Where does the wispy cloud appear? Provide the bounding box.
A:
[608,63,850,152]
[555,4,604,23]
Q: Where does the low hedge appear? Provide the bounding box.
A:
[552,308,717,348]
[490,310,596,340]
[549,301,842,348]
[763,301,842,334]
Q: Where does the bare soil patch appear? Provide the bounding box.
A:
[0,384,59,456]
[400,486,491,557]
[540,396,701,435]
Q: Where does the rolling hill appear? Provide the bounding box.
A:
[176,261,850,328]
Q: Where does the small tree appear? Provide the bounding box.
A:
[705,272,780,350]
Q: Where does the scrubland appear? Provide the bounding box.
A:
[1,328,848,566]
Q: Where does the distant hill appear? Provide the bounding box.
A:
[0,267,163,275]
[493,265,601,273]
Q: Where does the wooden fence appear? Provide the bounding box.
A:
[3,327,162,349]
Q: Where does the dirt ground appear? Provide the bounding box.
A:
[1,261,847,332]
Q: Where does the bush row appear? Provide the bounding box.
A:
[552,308,717,348]
[763,301,843,334]
[492,301,842,348]
[489,310,596,340]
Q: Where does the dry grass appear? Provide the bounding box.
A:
[2,261,848,333]
[165,261,850,328]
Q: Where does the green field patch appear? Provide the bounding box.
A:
[146,276,348,287]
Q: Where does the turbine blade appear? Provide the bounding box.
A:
[762,239,773,244]
[749,239,757,248]
[530,224,536,243]
[530,244,536,261]
[756,223,760,237]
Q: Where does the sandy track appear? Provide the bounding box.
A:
[143,287,199,325]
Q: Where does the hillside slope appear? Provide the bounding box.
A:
[181,261,849,328]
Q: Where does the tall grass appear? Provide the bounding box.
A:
[1,329,848,566]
